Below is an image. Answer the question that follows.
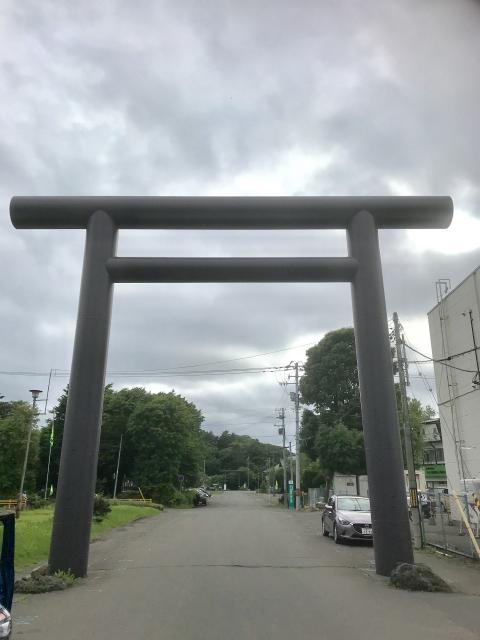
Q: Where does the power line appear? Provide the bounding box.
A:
[0,365,292,379]
[402,327,475,481]
[109,341,316,372]
[404,343,478,374]
[0,341,316,379]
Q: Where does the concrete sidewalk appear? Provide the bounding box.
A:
[413,547,480,596]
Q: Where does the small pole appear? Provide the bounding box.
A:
[17,389,42,517]
[113,433,123,499]
[44,419,54,500]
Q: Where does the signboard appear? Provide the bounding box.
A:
[424,464,446,479]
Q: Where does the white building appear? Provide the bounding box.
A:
[428,269,480,521]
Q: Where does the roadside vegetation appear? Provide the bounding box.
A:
[299,327,434,496]
[0,387,282,509]
[1,326,433,515]
[14,503,159,570]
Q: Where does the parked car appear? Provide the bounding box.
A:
[0,605,12,639]
[193,489,208,507]
[321,495,372,543]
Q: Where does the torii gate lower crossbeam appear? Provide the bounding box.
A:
[10,196,453,577]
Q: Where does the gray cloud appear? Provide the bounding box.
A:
[1,0,479,443]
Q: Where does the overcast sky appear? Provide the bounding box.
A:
[1,0,480,448]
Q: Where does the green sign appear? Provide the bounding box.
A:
[424,464,446,478]
[288,480,295,509]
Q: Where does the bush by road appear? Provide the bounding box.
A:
[14,504,159,570]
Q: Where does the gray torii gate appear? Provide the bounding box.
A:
[10,195,453,577]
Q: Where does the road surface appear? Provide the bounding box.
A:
[12,491,479,639]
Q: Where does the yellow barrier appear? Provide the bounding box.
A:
[0,499,27,509]
[113,498,152,504]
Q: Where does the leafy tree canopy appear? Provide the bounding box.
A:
[300,328,362,431]
[0,402,37,497]
[315,423,366,480]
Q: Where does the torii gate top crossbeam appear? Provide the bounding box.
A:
[10,195,452,229]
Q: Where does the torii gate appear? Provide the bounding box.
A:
[10,195,453,577]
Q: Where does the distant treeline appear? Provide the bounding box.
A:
[0,386,282,505]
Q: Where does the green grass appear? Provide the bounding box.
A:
[13,504,159,570]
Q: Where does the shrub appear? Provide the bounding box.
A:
[171,489,196,508]
[93,494,111,522]
[26,494,48,510]
[148,484,195,507]
[390,563,452,592]
[15,569,75,593]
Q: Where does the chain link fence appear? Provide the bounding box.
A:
[421,489,480,559]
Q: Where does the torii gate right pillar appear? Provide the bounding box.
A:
[348,210,414,574]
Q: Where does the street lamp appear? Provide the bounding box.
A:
[16,389,42,517]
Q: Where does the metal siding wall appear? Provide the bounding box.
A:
[428,273,480,523]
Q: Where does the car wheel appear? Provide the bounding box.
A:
[333,523,342,544]
[322,518,329,537]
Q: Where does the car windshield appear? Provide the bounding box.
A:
[337,497,370,511]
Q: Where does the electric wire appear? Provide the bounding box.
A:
[402,329,475,481]
[404,343,479,374]
[0,342,312,379]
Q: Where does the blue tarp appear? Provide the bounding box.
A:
[0,512,15,611]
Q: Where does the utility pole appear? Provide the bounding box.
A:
[268,457,272,494]
[247,455,250,490]
[113,433,123,499]
[282,362,302,510]
[393,312,422,548]
[277,408,287,507]
[294,362,301,510]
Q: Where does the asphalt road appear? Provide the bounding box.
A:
[12,491,480,639]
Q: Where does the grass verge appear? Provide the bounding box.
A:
[13,504,159,570]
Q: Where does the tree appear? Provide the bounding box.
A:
[96,386,151,494]
[300,409,321,460]
[36,389,68,494]
[0,402,36,497]
[406,397,435,466]
[127,391,203,497]
[315,423,366,495]
[199,431,283,490]
[300,328,362,430]
[35,386,205,503]
[302,459,326,489]
[299,329,365,489]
